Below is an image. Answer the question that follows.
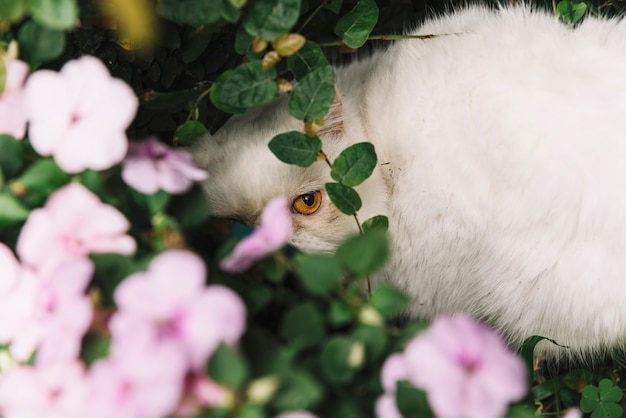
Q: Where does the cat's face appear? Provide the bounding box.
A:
[192,95,389,253]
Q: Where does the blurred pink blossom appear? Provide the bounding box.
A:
[0,251,93,364]
[113,250,246,369]
[562,409,583,418]
[274,413,319,418]
[0,242,20,295]
[86,341,187,418]
[122,137,208,194]
[0,361,87,418]
[174,374,231,417]
[0,57,29,139]
[375,394,403,418]
[23,55,137,173]
[400,315,527,418]
[220,196,292,273]
[16,182,136,274]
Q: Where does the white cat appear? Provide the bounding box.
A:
[192,6,626,359]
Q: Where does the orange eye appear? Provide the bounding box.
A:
[292,191,322,215]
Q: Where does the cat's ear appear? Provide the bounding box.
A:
[318,85,344,138]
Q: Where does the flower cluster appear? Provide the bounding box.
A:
[376,315,528,418]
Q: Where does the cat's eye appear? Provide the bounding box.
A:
[292,191,322,215]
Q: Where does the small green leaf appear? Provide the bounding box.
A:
[0,134,24,176]
[18,21,65,67]
[243,0,301,41]
[288,65,335,121]
[15,158,69,193]
[351,324,388,362]
[294,253,343,296]
[287,41,329,80]
[328,300,353,326]
[0,191,30,228]
[599,379,623,403]
[362,215,388,233]
[208,343,250,389]
[325,182,361,215]
[272,369,324,411]
[0,0,25,22]
[174,120,207,145]
[29,0,77,30]
[156,0,222,26]
[557,0,587,24]
[335,230,388,278]
[320,336,356,383]
[280,302,325,349]
[330,142,377,187]
[165,186,210,229]
[80,333,110,366]
[396,382,433,418]
[369,283,411,318]
[268,131,322,167]
[504,405,537,418]
[334,0,379,48]
[211,62,277,114]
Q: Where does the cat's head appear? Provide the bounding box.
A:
[192,93,390,253]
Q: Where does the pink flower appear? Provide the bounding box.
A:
[23,55,137,173]
[562,409,583,418]
[375,394,403,418]
[16,182,136,274]
[113,250,246,369]
[274,413,319,418]
[0,361,87,418]
[174,374,231,417]
[0,57,29,139]
[0,242,20,295]
[122,137,208,194]
[86,342,187,418]
[0,258,93,364]
[403,315,527,418]
[220,196,292,273]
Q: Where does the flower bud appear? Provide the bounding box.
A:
[246,375,280,404]
[272,33,306,57]
[262,51,281,71]
[252,36,268,53]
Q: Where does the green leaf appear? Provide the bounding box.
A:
[165,186,210,229]
[211,62,277,114]
[208,342,250,389]
[333,0,379,48]
[0,0,25,22]
[130,189,171,215]
[174,120,207,145]
[325,182,361,215]
[294,253,343,296]
[29,0,77,30]
[328,300,353,326]
[351,324,388,362]
[181,29,212,63]
[156,0,222,26]
[581,380,624,418]
[335,230,388,278]
[320,336,356,383]
[599,379,623,403]
[0,191,30,228]
[268,131,322,167]
[504,405,537,418]
[557,0,587,25]
[288,65,335,121]
[0,134,23,176]
[235,404,266,418]
[18,21,65,67]
[362,215,388,233]
[14,158,69,193]
[396,382,433,418]
[80,333,110,366]
[280,302,325,349]
[330,142,377,187]
[369,283,410,318]
[287,41,329,80]
[272,369,324,411]
[243,0,301,41]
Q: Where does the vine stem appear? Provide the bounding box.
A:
[296,0,329,33]
[318,33,458,48]
[185,84,212,123]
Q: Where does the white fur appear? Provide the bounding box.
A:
[193,6,626,359]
